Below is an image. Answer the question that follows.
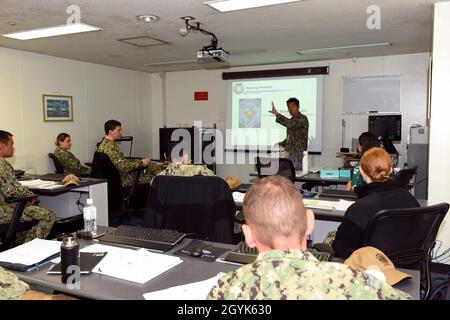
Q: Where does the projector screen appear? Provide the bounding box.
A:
[226,75,323,153]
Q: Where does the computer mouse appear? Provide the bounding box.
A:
[189,247,203,258]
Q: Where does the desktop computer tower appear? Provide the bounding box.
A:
[407,143,428,200]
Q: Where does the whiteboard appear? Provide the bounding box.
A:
[342,74,401,114]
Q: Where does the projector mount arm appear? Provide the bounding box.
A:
[181,16,219,51]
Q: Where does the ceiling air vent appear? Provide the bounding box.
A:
[117,36,170,48]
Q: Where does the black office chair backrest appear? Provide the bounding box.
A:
[0,196,39,251]
[144,175,236,244]
[48,153,65,174]
[91,152,147,226]
[392,166,417,189]
[255,157,295,182]
[363,203,449,299]
[91,151,122,211]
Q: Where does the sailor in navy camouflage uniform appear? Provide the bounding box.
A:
[270,98,309,170]
[97,120,162,187]
[0,130,55,243]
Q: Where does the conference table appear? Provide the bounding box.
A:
[13,228,420,300]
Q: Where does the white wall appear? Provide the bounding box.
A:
[429,2,450,255]
[152,53,430,183]
[0,47,153,173]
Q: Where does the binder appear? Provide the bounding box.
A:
[0,239,61,272]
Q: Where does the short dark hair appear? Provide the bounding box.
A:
[358,132,376,145]
[104,120,121,134]
[286,97,300,107]
[55,133,70,146]
[0,130,13,145]
[361,136,380,156]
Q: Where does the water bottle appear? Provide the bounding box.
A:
[60,237,79,284]
[83,198,97,236]
[302,151,309,174]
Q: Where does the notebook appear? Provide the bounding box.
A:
[47,252,107,275]
[0,239,61,271]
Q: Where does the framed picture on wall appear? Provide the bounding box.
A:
[43,94,73,121]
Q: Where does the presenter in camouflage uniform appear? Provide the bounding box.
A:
[54,133,91,176]
[155,141,214,179]
[207,175,410,300]
[97,120,162,187]
[270,98,309,170]
[0,131,56,243]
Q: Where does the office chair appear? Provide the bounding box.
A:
[428,278,450,300]
[48,153,65,174]
[143,175,236,244]
[255,157,296,182]
[363,203,449,299]
[392,166,417,190]
[0,196,39,251]
[90,151,147,226]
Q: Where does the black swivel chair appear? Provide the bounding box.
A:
[392,166,418,190]
[362,203,449,299]
[0,196,39,251]
[90,151,147,226]
[255,157,296,182]
[48,153,65,174]
[143,175,236,244]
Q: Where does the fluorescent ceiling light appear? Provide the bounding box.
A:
[204,0,302,12]
[2,23,101,40]
[297,43,391,55]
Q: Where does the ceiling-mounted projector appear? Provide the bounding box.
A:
[180,16,231,68]
[197,48,230,63]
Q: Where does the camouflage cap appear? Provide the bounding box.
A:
[61,174,80,186]
[344,246,412,286]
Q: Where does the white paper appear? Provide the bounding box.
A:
[82,244,183,284]
[19,179,64,189]
[303,198,354,211]
[334,199,355,211]
[303,199,337,210]
[232,192,245,203]
[0,239,60,266]
[143,273,224,300]
[303,199,354,211]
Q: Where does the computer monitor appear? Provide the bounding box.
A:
[368,115,402,142]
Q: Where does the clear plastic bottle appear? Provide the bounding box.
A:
[302,150,309,174]
[83,198,97,236]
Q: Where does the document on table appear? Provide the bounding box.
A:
[232,192,245,203]
[0,239,61,271]
[143,273,224,300]
[334,199,355,211]
[19,179,64,189]
[82,244,183,284]
[303,199,354,211]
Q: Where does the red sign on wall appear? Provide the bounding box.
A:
[194,91,208,101]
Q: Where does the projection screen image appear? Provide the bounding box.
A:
[226,75,323,153]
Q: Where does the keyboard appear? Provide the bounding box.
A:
[223,241,330,265]
[317,188,357,200]
[98,225,186,252]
